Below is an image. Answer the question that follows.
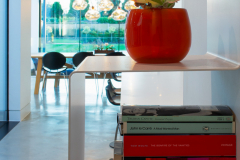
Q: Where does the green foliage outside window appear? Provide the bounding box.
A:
[82,26,91,34]
[97,17,126,24]
[50,2,63,19]
[41,0,128,52]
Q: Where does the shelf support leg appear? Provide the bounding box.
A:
[69,73,85,160]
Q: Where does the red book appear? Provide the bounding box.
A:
[123,135,236,157]
[146,159,167,160]
[124,158,236,160]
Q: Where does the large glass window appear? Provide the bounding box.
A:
[40,0,128,55]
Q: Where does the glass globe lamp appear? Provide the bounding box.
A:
[110,7,127,21]
[85,6,101,21]
[72,0,88,10]
[99,0,114,15]
[124,0,140,11]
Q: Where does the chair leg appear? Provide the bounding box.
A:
[42,70,46,89]
[94,73,99,94]
[62,72,68,93]
[54,73,60,87]
[96,73,99,94]
[42,71,48,91]
[101,72,107,96]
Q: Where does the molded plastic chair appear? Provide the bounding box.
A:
[31,58,39,75]
[72,52,99,93]
[105,85,121,105]
[42,52,66,72]
[108,79,121,95]
[73,52,94,68]
[72,52,94,76]
[101,52,125,95]
[42,52,67,90]
[110,72,121,82]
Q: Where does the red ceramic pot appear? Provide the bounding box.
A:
[125,8,191,63]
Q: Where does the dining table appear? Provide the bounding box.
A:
[31,52,112,95]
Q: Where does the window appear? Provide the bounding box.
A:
[40,0,129,55]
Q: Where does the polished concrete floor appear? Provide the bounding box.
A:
[0,77,120,160]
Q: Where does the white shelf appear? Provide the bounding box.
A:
[69,53,240,160]
[73,53,240,74]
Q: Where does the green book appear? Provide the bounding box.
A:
[122,105,234,122]
[123,122,235,134]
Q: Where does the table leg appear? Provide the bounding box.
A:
[34,58,43,94]
[69,73,85,160]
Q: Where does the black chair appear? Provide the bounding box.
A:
[73,52,94,68]
[72,52,99,93]
[105,85,121,105]
[107,52,124,82]
[107,79,121,95]
[42,52,67,90]
[110,72,121,82]
[72,52,94,76]
[105,52,124,149]
[101,52,125,95]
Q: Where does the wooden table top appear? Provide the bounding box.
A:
[31,52,76,58]
[31,52,106,58]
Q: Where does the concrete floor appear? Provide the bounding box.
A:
[0,77,120,160]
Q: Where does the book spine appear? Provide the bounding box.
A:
[123,135,236,157]
[123,158,236,160]
[123,122,235,134]
[122,116,233,122]
[124,158,167,160]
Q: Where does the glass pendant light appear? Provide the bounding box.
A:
[85,6,101,21]
[72,0,88,10]
[124,0,140,11]
[110,7,127,21]
[99,0,114,15]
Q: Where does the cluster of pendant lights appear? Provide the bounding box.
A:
[72,0,139,21]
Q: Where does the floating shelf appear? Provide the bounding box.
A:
[74,53,240,73]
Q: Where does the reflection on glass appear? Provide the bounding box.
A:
[72,0,88,10]
[85,6,101,21]
[124,0,139,11]
[99,0,114,15]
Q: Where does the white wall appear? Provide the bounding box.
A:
[31,0,39,53]
[31,0,39,70]
[121,0,211,107]
[208,0,240,157]
[0,0,8,121]
[9,0,31,121]
[182,0,212,105]
[174,0,182,8]
[121,72,183,106]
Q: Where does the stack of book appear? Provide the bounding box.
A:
[114,105,236,160]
